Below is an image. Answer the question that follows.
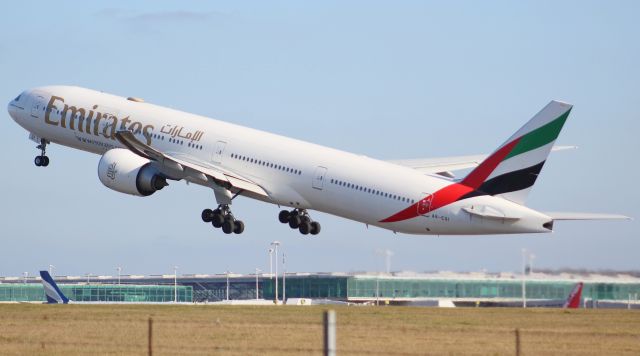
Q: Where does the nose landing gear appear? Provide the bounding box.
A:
[202,205,244,234]
[279,209,321,235]
[34,139,50,167]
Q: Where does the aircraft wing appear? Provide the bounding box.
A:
[115,131,269,198]
[389,146,577,176]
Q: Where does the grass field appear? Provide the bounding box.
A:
[0,304,639,355]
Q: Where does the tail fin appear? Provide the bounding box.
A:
[40,270,69,304]
[563,282,583,308]
[461,100,573,204]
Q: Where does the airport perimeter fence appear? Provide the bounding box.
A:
[139,310,527,356]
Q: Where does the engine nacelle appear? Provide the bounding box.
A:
[98,149,168,196]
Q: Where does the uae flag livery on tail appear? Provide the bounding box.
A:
[381,101,572,223]
[461,100,572,204]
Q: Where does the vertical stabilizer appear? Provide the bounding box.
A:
[461,101,573,205]
[563,282,583,308]
[39,270,69,304]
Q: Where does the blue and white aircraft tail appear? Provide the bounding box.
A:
[39,270,70,304]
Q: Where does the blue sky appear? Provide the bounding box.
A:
[1,1,638,277]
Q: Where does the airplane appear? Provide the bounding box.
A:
[563,282,584,309]
[8,86,629,236]
[40,270,70,304]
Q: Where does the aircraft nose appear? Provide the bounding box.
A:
[7,99,16,120]
[7,93,23,122]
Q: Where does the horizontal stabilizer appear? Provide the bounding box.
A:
[545,212,631,220]
[389,145,576,175]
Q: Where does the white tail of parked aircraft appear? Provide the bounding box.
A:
[8,87,629,236]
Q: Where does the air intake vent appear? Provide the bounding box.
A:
[127,97,145,103]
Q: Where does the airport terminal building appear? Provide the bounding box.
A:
[1,271,639,306]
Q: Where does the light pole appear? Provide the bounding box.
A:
[173,266,179,303]
[521,249,527,308]
[282,253,286,304]
[255,268,261,300]
[268,248,274,278]
[86,273,91,284]
[226,270,231,301]
[270,241,280,303]
[384,249,394,274]
[48,264,55,276]
[116,266,122,286]
[23,272,28,284]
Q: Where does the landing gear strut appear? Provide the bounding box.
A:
[279,209,321,235]
[34,139,50,167]
[202,205,244,234]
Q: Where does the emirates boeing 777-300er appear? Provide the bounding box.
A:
[7,86,628,235]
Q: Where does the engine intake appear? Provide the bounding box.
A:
[98,149,168,196]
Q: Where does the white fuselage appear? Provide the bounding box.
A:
[8,86,553,235]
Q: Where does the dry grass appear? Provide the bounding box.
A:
[0,304,638,355]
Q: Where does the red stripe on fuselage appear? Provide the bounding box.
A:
[379,138,521,223]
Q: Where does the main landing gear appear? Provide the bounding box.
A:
[34,139,50,167]
[202,205,245,235]
[279,209,321,235]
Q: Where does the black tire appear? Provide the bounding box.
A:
[299,221,311,235]
[278,210,290,224]
[233,220,245,234]
[310,221,321,235]
[42,156,50,167]
[212,213,224,228]
[34,156,43,167]
[289,215,301,229]
[201,209,214,222]
[222,220,234,234]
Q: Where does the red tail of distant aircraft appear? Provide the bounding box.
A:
[563,282,583,308]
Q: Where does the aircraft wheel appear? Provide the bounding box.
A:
[278,210,290,223]
[42,156,50,166]
[299,221,311,235]
[222,220,234,234]
[233,220,245,234]
[310,221,321,235]
[202,209,214,222]
[34,156,43,167]
[300,215,311,224]
[289,215,301,229]
[212,213,224,228]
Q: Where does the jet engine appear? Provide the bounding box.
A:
[98,148,168,196]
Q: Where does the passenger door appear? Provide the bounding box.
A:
[312,166,327,190]
[212,140,227,164]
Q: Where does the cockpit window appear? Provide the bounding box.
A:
[14,95,21,102]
